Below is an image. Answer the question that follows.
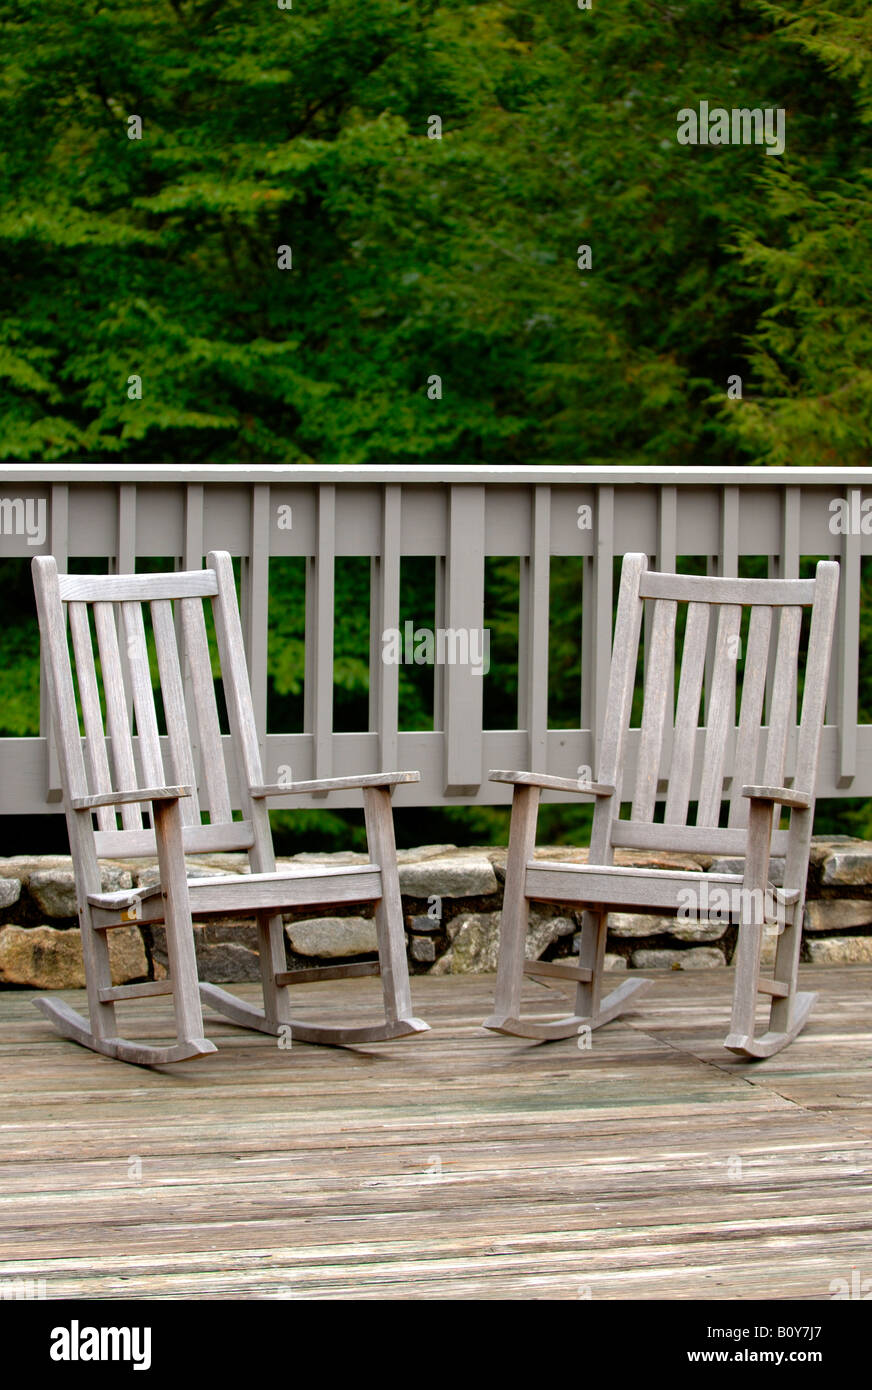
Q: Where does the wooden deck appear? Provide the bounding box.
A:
[2,967,871,1301]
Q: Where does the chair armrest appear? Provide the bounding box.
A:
[742,785,812,811]
[250,771,421,797]
[488,770,615,796]
[72,785,193,810]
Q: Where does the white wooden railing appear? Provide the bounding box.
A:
[0,464,869,812]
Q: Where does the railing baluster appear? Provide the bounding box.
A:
[443,485,485,795]
[304,484,335,784]
[524,485,550,772]
[369,485,401,771]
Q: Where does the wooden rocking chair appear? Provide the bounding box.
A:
[32,550,428,1065]
[485,552,839,1059]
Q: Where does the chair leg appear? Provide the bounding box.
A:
[35,800,217,1066]
[154,799,216,1057]
[725,801,814,1058]
[484,786,651,1040]
[483,784,539,1033]
[575,907,653,1032]
[363,785,428,1036]
[726,898,816,1059]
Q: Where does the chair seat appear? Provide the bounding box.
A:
[524,860,791,915]
[88,864,383,928]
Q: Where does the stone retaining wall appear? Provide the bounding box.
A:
[1,837,872,989]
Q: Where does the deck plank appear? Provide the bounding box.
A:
[1,968,871,1300]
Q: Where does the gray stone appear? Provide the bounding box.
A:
[0,924,147,988]
[613,849,704,872]
[607,912,675,939]
[821,847,872,887]
[433,912,571,975]
[604,953,627,971]
[407,913,442,934]
[605,912,726,942]
[284,851,371,867]
[398,856,497,899]
[286,916,378,958]
[803,899,872,933]
[667,919,728,942]
[806,936,872,965]
[710,857,785,886]
[729,933,779,968]
[195,941,262,983]
[152,919,260,959]
[410,936,436,963]
[630,947,726,970]
[28,867,133,919]
[397,845,457,863]
[135,864,229,889]
[0,877,22,910]
[202,919,260,948]
[0,855,74,880]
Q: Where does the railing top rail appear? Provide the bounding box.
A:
[2,465,871,486]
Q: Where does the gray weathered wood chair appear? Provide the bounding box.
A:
[32,550,428,1065]
[485,552,839,1059]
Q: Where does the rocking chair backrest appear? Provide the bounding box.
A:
[595,554,840,862]
[33,550,265,862]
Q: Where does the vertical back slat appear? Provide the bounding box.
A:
[663,602,710,825]
[93,602,142,831]
[42,483,70,801]
[583,485,614,773]
[208,549,274,869]
[727,605,773,828]
[763,606,802,789]
[795,564,840,791]
[182,483,206,791]
[835,521,860,784]
[656,487,678,771]
[121,601,165,792]
[151,599,200,826]
[68,603,115,833]
[697,603,742,826]
[587,552,646,861]
[180,597,233,824]
[632,599,676,821]
[243,483,271,770]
